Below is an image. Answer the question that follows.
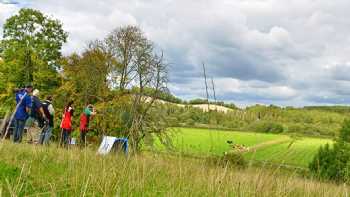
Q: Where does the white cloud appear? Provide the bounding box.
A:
[2,0,350,106]
[0,3,19,37]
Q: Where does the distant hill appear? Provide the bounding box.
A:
[137,87,237,113]
[303,106,350,114]
[145,96,234,113]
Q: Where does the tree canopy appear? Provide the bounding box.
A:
[0,8,68,93]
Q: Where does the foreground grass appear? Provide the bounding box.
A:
[0,141,348,196]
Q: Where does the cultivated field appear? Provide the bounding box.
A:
[158,128,333,167]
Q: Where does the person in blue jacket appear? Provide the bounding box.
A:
[13,85,33,143]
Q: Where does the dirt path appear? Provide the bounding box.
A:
[231,137,292,154]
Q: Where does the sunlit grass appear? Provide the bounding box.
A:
[0,141,348,196]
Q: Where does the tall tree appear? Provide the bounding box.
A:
[0,8,68,90]
[90,26,170,150]
[105,26,145,91]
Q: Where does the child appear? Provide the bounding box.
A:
[60,101,74,147]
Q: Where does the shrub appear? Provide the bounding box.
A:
[339,119,350,142]
[309,119,350,182]
[207,152,247,168]
[249,121,284,133]
[287,124,321,136]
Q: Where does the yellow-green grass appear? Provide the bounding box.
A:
[156,127,283,155]
[156,128,332,167]
[0,141,348,196]
[245,137,333,167]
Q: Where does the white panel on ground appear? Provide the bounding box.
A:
[97,136,117,155]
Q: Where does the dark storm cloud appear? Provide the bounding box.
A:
[205,48,285,83]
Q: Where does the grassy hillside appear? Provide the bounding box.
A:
[155,128,332,167]
[0,141,348,196]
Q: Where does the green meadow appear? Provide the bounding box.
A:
[156,128,332,167]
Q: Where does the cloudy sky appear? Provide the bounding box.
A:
[1,0,350,107]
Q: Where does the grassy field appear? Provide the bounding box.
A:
[0,141,348,196]
[245,137,332,167]
[158,128,332,167]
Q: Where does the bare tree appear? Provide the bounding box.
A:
[129,51,168,150]
[101,25,169,151]
[105,26,145,91]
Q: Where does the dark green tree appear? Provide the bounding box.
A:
[309,119,350,182]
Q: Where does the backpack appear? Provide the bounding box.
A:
[42,100,54,127]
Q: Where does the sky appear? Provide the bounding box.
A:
[1,0,350,107]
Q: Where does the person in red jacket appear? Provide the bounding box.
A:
[60,101,74,147]
[80,104,96,147]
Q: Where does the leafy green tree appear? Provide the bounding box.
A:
[309,119,350,182]
[58,42,111,105]
[0,8,67,91]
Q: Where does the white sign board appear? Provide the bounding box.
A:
[70,137,76,145]
[97,136,117,155]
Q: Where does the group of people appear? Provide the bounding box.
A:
[12,84,96,147]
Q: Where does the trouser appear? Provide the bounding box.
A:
[60,129,71,148]
[13,119,26,143]
[25,117,42,143]
[80,131,87,147]
[39,126,53,145]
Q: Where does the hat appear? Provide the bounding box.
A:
[33,89,40,97]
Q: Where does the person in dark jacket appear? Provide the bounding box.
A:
[13,85,33,143]
[39,96,55,145]
[26,89,47,143]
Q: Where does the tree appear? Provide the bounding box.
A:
[97,26,169,150]
[309,119,350,182]
[57,26,169,151]
[0,8,68,91]
[59,42,111,105]
[129,51,169,150]
[105,26,146,91]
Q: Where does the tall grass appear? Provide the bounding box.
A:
[0,141,348,196]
